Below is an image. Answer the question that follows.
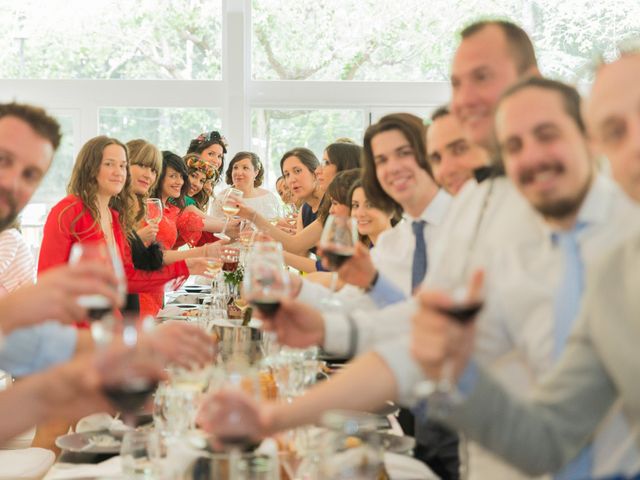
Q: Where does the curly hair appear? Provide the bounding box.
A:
[226,151,265,188]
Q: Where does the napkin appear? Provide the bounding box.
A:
[44,456,121,480]
[0,448,55,479]
[384,452,439,479]
[75,413,114,433]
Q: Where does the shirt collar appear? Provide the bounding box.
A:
[403,189,452,226]
[539,174,615,242]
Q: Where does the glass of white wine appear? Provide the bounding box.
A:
[217,188,243,241]
[144,198,163,225]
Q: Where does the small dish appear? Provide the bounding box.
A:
[55,430,121,454]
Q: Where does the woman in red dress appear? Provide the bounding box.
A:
[38,136,209,321]
[154,151,236,249]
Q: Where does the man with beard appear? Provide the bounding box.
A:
[410,77,640,478]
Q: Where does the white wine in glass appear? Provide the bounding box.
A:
[217,188,243,241]
[144,198,163,225]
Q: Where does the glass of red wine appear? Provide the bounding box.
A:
[318,214,358,311]
[243,243,290,318]
[102,295,159,426]
[221,247,240,273]
[413,270,484,406]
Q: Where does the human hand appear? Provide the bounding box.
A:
[136,223,159,245]
[146,320,216,368]
[226,218,241,240]
[275,217,296,235]
[40,342,166,420]
[333,243,376,289]
[0,262,120,332]
[196,389,276,443]
[185,257,215,277]
[411,271,484,381]
[256,298,324,348]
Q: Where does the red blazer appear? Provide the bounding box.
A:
[38,195,189,295]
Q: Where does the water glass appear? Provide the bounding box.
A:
[120,430,164,478]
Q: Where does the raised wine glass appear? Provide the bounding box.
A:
[318,215,358,311]
[102,295,159,426]
[243,244,290,318]
[144,198,163,225]
[217,188,243,241]
[413,270,484,411]
[69,240,110,311]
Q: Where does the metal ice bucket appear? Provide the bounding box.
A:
[211,321,264,365]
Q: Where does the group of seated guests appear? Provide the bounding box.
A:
[3,16,640,480]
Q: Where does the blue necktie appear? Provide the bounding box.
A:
[552,227,592,480]
[411,220,427,292]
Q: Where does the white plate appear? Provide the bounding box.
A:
[174,303,201,309]
[183,285,212,294]
[55,430,121,454]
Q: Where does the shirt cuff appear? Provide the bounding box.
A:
[375,336,426,407]
[322,312,350,357]
[367,273,406,308]
[297,278,328,306]
[0,322,77,377]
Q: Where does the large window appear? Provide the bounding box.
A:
[252,0,640,82]
[0,0,222,80]
[99,108,222,155]
[252,109,365,187]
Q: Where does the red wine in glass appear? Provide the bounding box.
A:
[103,379,159,424]
[250,298,281,316]
[322,248,353,270]
[436,301,483,324]
[222,260,239,272]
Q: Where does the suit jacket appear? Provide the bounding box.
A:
[435,233,640,476]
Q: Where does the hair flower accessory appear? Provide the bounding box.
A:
[194,130,228,153]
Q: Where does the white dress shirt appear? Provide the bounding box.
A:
[296,189,453,357]
[377,175,640,478]
[472,175,640,478]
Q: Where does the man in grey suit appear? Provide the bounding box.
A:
[411,51,640,476]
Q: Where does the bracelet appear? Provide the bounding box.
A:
[364,270,379,292]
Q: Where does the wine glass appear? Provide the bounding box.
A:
[217,188,243,241]
[221,247,240,273]
[412,270,484,409]
[145,198,163,225]
[243,246,290,318]
[69,240,114,321]
[318,215,358,311]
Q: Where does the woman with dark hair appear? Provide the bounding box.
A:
[184,153,217,211]
[186,130,228,186]
[280,147,323,229]
[348,178,399,248]
[316,142,362,191]
[152,151,230,250]
[283,169,361,275]
[234,147,332,256]
[220,151,280,220]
